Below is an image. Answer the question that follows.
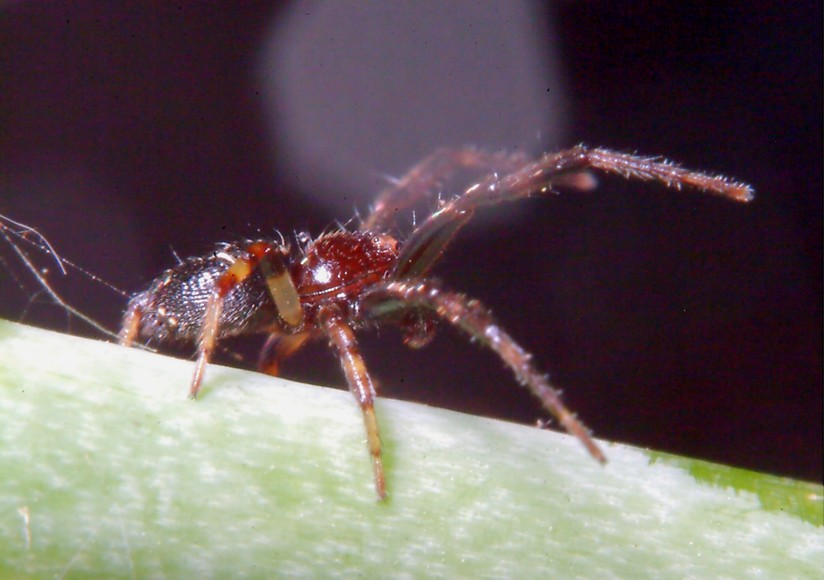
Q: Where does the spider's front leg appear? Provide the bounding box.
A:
[392,145,753,279]
[361,146,529,232]
[362,280,607,464]
[319,306,387,500]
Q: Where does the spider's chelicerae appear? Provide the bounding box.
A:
[119,146,753,499]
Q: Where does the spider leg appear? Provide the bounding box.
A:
[191,242,303,398]
[118,298,143,346]
[189,256,260,398]
[361,146,528,231]
[319,306,387,500]
[393,145,754,279]
[258,332,311,376]
[362,280,607,464]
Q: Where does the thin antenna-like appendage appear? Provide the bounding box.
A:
[0,214,121,340]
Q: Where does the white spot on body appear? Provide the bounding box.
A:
[313,264,332,284]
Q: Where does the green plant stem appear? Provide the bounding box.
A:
[0,320,821,577]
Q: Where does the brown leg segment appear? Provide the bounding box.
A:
[319,306,387,500]
[258,332,311,376]
[189,256,257,398]
[361,147,528,231]
[118,300,143,347]
[363,280,607,464]
[393,146,753,280]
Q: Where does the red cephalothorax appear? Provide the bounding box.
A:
[120,146,752,500]
[294,231,399,311]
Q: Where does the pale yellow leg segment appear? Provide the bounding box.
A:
[361,404,386,499]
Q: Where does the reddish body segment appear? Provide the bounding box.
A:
[120,146,752,499]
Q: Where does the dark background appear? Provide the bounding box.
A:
[1,2,820,482]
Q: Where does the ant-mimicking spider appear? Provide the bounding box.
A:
[118,145,753,499]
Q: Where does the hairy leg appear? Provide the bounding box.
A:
[319,306,387,500]
[363,280,607,464]
[361,147,528,231]
[393,145,753,279]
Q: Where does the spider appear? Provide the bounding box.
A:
[119,145,753,500]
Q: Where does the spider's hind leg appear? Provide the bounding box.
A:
[119,294,146,347]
